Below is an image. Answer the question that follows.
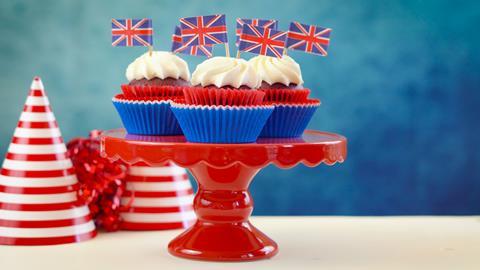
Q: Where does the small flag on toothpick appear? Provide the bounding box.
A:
[286,21,331,56]
[171,26,213,57]
[238,24,287,58]
[179,14,228,47]
[235,18,278,45]
[111,18,153,47]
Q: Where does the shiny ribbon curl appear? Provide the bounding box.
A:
[67,130,130,232]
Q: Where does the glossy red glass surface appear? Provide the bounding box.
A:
[101,129,347,261]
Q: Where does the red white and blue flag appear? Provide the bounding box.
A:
[235,18,278,45]
[238,24,287,58]
[286,21,331,56]
[111,18,153,47]
[171,26,213,57]
[179,14,228,47]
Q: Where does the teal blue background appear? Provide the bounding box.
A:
[0,0,479,215]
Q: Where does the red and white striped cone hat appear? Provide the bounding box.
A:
[0,77,96,245]
[121,162,196,230]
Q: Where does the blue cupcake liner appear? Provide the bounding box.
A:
[112,98,183,135]
[260,103,320,138]
[171,103,274,143]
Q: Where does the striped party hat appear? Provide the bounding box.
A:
[0,77,96,245]
[121,162,195,230]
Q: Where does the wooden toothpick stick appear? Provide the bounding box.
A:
[236,51,241,58]
[225,43,230,57]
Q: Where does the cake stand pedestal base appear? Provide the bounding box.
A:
[169,221,277,261]
[167,163,277,261]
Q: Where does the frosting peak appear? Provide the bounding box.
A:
[126,51,190,82]
[191,57,261,88]
[249,55,304,86]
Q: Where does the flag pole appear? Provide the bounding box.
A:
[283,47,288,56]
[148,46,153,56]
[225,43,230,57]
[236,51,241,58]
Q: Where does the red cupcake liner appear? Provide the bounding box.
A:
[114,93,186,103]
[121,85,185,99]
[263,98,321,106]
[261,88,311,103]
[183,87,265,106]
[113,94,164,102]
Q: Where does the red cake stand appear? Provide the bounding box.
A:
[101,129,347,262]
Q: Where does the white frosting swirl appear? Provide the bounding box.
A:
[191,57,261,88]
[249,55,304,86]
[126,51,190,81]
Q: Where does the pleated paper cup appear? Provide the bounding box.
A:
[112,95,183,135]
[171,103,274,143]
[261,88,311,103]
[260,100,321,138]
[0,77,96,245]
[183,87,265,106]
[120,162,195,230]
[121,84,184,99]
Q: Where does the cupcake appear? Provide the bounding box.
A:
[171,57,274,143]
[121,51,190,99]
[183,57,265,106]
[249,55,310,102]
[113,51,190,135]
[249,55,320,138]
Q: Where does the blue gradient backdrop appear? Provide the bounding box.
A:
[0,0,479,215]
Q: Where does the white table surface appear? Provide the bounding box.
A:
[0,216,479,270]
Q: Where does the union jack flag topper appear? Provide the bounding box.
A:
[286,21,331,56]
[179,14,228,47]
[238,24,287,58]
[171,26,213,57]
[111,18,153,47]
[235,18,278,45]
